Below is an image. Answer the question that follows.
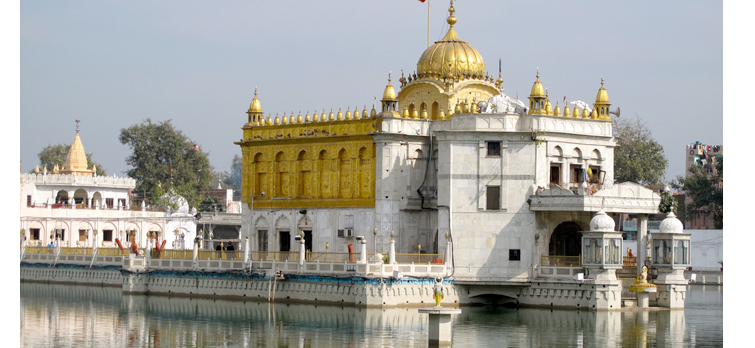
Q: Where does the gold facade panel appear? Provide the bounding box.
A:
[239,134,376,209]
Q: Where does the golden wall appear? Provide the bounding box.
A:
[237,118,379,209]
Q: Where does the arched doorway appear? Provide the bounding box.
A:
[549,221,583,257]
[55,190,69,205]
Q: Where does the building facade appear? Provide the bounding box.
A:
[235,3,659,283]
[20,127,196,250]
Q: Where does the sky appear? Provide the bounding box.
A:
[18,0,722,183]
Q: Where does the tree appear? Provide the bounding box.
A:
[223,154,242,199]
[34,144,106,176]
[119,119,213,209]
[613,117,668,186]
[671,160,723,228]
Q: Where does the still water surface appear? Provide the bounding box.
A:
[20,282,722,347]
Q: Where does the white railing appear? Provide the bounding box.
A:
[23,248,448,279]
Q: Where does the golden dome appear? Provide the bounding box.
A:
[595,78,609,103]
[530,70,545,97]
[337,108,344,121]
[416,4,485,79]
[370,107,377,118]
[64,133,89,173]
[249,88,261,112]
[554,103,561,116]
[383,76,397,100]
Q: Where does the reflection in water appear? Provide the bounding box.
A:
[20,283,722,347]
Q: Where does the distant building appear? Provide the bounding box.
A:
[20,125,196,250]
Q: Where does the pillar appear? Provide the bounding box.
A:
[358,236,367,263]
[389,236,396,264]
[418,308,461,346]
[637,214,648,277]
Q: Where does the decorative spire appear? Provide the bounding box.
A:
[447,0,456,27]
[76,119,80,134]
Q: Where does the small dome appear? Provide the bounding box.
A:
[530,71,545,97]
[337,109,344,121]
[595,78,609,104]
[658,212,684,234]
[249,89,261,112]
[383,76,397,100]
[554,103,561,116]
[589,209,615,232]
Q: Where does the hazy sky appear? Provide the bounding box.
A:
[19,0,722,183]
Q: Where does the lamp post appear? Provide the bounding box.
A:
[418,243,422,263]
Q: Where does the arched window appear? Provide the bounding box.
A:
[253,153,265,196]
[338,149,351,198]
[358,147,372,198]
[318,150,330,198]
[297,151,310,198]
[432,102,439,120]
[274,152,286,197]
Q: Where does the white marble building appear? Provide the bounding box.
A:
[20,128,196,250]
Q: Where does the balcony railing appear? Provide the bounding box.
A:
[541,255,581,267]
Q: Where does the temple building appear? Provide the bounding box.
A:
[235,2,661,285]
[20,123,196,251]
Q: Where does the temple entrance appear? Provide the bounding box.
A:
[548,221,583,257]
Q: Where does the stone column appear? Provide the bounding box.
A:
[637,214,648,276]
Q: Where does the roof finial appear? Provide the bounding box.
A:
[254,86,258,97]
[447,0,456,26]
[601,77,604,87]
[76,119,80,134]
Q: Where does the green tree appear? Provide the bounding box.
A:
[671,160,723,228]
[223,154,242,199]
[613,117,668,186]
[34,144,106,176]
[119,119,213,209]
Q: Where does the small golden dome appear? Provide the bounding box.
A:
[354,106,360,119]
[574,106,580,118]
[321,111,327,121]
[530,70,545,97]
[416,3,485,80]
[305,110,311,123]
[362,106,369,119]
[337,108,344,121]
[454,102,461,114]
[595,78,609,104]
[345,108,352,120]
[313,110,320,122]
[564,103,571,117]
[438,110,446,120]
[582,108,590,118]
[591,108,598,119]
[249,88,261,112]
[554,103,561,116]
[383,75,397,100]
[266,114,273,125]
[274,114,281,125]
[403,108,409,118]
[329,109,336,121]
[421,108,428,119]
[370,107,377,118]
[412,109,419,119]
[297,111,303,123]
